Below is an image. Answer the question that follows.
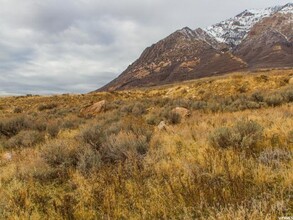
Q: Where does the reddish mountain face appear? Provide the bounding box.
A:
[97,3,293,92]
[234,12,293,68]
[98,28,246,91]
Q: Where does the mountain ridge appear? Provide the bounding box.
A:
[97,3,293,92]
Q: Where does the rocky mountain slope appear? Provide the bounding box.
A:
[235,9,293,68]
[98,3,293,91]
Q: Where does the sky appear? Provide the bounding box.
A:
[0,0,291,95]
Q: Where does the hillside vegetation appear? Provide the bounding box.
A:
[0,69,293,219]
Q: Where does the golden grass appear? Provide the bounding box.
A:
[0,69,292,219]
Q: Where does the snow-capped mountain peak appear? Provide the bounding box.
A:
[203,3,292,47]
[178,27,197,39]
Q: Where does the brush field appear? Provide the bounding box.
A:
[0,69,293,219]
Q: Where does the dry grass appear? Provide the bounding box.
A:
[0,69,292,219]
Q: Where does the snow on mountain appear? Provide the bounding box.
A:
[279,3,293,14]
[178,27,198,39]
[203,3,292,47]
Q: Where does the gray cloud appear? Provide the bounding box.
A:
[0,0,291,95]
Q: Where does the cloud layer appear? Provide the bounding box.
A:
[0,0,291,95]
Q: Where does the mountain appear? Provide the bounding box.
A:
[234,5,293,68]
[97,3,293,91]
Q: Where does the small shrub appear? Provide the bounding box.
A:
[265,94,284,107]
[209,120,263,154]
[77,146,101,175]
[190,101,207,110]
[5,130,44,148]
[234,120,263,146]
[131,103,146,116]
[166,112,181,125]
[151,97,171,107]
[62,120,79,130]
[0,116,31,137]
[120,104,134,114]
[47,123,60,138]
[228,99,260,111]
[251,92,264,102]
[79,125,104,151]
[281,89,293,102]
[207,102,221,113]
[146,114,160,125]
[79,119,152,164]
[171,99,189,108]
[106,118,153,142]
[41,140,79,169]
[32,120,47,132]
[209,127,234,149]
[13,107,23,113]
[101,131,148,163]
[237,85,248,93]
[258,149,292,167]
[38,103,58,111]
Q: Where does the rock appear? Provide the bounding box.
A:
[158,121,167,131]
[2,152,12,161]
[289,77,293,85]
[171,107,191,118]
[81,100,107,116]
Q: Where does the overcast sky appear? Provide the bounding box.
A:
[0,0,291,95]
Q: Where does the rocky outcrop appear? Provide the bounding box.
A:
[158,121,167,131]
[1,152,12,161]
[81,100,107,116]
[171,107,191,118]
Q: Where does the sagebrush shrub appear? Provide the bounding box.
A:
[265,94,284,107]
[258,149,292,167]
[41,140,79,168]
[281,89,293,102]
[48,126,59,138]
[79,125,104,151]
[120,104,134,114]
[13,107,23,113]
[209,120,263,154]
[146,113,160,125]
[5,130,44,148]
[38,103,58,111]
[79,119,152,164]
[131,103,146,116]
[190,101,207,110]
[47,123,60,138]
[209,127,235,149]
[251,92,264,102]
[166,112,181,124]
[101,131,148,163]
[62,119,80,130]
[32,119,47,132]
[0,116,31,137]
[77,146,101,175]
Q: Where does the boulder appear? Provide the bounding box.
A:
[81,100,107,116]
[171,107,191,118]
[2,152,12,161]
[158,121,167,131]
